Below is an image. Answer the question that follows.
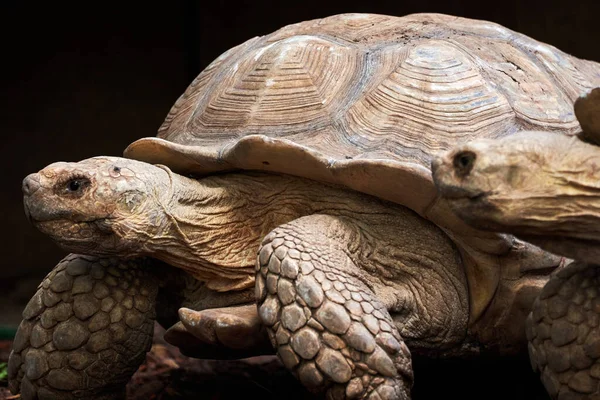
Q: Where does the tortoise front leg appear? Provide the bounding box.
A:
[256,216,414,400]
[527,261,600,399]
[8,254,158,400]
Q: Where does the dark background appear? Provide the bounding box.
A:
[4,0,600,301]
[1,1,598,398]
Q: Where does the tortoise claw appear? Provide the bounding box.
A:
[164,305,273,359]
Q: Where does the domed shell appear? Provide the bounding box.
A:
[126,13,600,217]
[125,13,600,319]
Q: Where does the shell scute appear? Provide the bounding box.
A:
[189,35,361,136]
[344,40,514,168]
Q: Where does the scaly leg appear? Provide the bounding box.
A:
[256,215,413,399]
[527,261,600,399]
[8,254,158,400]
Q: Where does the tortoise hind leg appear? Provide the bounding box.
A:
[8,254,158,400]
[527,261,600,399]
[256,215,413,400]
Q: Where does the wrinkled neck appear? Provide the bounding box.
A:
[149,171,347,290]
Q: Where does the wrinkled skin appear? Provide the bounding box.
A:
[431,102,600,399]
[13,156,475,400]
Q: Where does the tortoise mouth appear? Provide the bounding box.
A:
[23,195,113,225]
[431,157,492,201]
[32,216,115,249]
[436,182,491,202]
[32,218,117,256]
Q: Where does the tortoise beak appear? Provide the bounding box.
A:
[431,155,462,197]
[431,155,486,200]
[23,202,32,223]
[23,173,41,196]
[23,173,42,223]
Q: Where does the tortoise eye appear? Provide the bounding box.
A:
[68,180,81,191]
[453,151,476,176]
[64,177,90,194]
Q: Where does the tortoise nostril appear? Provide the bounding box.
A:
[22,173,41,196]
[452,151,476,177]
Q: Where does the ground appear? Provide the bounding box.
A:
[0,323,549,399]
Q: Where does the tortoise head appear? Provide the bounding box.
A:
[431,131,568,230]
[431,130,600,262]
[22,156,174,256]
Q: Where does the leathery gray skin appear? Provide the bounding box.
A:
[432,131,600,399]
[13,156,471,399]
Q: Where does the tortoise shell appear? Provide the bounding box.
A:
[125,13,600,319]
[126,12,600,211]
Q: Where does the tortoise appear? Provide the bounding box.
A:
[432,88,600,399]
[9,12,600,400]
